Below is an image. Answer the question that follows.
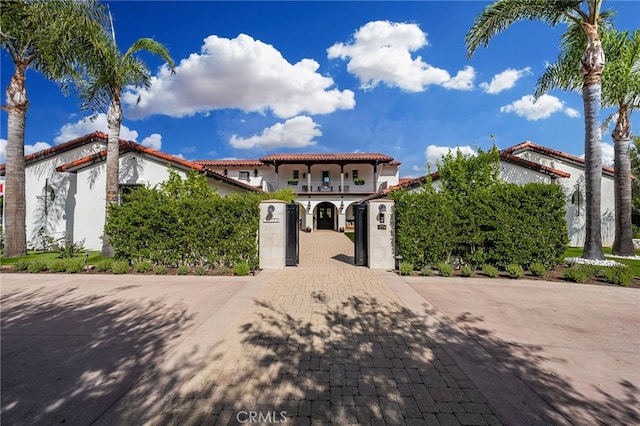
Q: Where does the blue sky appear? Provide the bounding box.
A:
[1,0,639,177]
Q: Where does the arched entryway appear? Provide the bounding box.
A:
[316,202,336,230]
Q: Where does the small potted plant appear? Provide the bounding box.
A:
[354,177,365,185]
[287,178,299,186]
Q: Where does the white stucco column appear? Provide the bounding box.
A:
[259,200,287,269]
[367,198,395,269]
[304,199,313,232]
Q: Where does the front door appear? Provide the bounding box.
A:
[316,202,334,230]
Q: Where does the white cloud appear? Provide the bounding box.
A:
[0,139,53,163]
[425,145,476,169]
[25,142,53,155]
[328,20,475,92]
[565,107,580,118]
[480,67,531,94]
[601,142,614,167]
[53,113,165,150]
[411,164,427,174]
[54,113,139,144]
[141,134,162,150]
[123,34,355,119]
[230,116,321,149]
[442,66,476,90]
[578,143,614,167]
[500,94,579,121]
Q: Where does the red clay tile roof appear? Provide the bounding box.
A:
[0,131,108,174]
[502,141,615,176]
[500,152,571,178]
[55,141,202,172]
[259,153,395,163]
[195,159,264,167]
[56,141,260,192]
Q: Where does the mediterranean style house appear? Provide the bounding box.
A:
[196,153,400,233]
[0,132,259,251]
[0,132,617,251]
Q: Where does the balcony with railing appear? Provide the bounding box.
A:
[264,179,387,194]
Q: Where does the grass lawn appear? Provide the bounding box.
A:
[344,232,355,243]
[563,247,640,278]
[1,251,103,266]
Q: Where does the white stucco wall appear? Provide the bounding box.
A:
[73,154,190,250]
[72,153,253,250]
[514,151,616,246]
[499,162,553,185]
[24,142,105,249]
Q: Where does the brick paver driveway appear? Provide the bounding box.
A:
[9,232,635,425]
[161,231,500,425]
[2,232,500,425]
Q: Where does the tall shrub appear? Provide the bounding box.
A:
[392,147,568,268]
[486,183,568,267]
[438,147,500,265]
[104,170,290,269]
[391,183,456,266]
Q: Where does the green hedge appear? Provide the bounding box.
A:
[104,170,294,269]
[391,147,568,269]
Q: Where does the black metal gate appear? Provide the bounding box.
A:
[286,203,299,266]
[354,203,368,266]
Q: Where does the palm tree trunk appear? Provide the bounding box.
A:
[101,93,122,257]
[580,23,605,260]
[612,107,635,255]
[3,63,29,257]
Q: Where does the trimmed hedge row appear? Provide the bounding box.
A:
[105,170,294,269]
[391,147,568,269]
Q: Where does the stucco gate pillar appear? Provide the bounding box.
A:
[367,198,395,269]
[259,200,287,269]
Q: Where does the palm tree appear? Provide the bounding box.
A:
[79,24,175,257]
[603,30,640,255]
[536,27,639,255]
[466,0,607,260]
[0,0,108,257]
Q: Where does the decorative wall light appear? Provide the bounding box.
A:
[339,201,344,213]
[266,204,275,221]
[378,204,386,223]
[307,201,311,213]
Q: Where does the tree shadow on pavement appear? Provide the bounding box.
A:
[447,309,639,425]
[6,284,635,425]
[164,292,638,425]
[1,286,195,425]
[164,295,500,425]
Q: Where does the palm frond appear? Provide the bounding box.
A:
[124,38,176,73]
[465,0,581,58]
[601,29,640,111]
